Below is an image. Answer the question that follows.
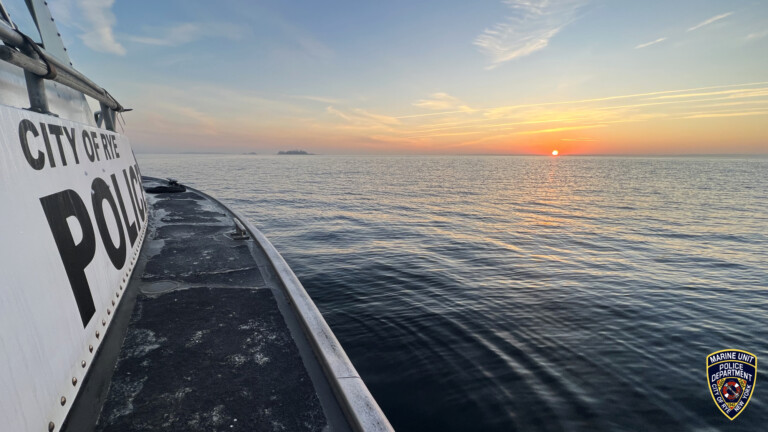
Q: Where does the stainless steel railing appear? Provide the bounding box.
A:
[0,19,124,130]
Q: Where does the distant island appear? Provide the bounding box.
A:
[278,150,313,155]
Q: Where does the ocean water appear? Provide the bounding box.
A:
[137,154,768,431]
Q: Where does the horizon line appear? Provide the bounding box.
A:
[135,151,768,158]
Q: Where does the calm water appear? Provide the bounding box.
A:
[138,154,768,431]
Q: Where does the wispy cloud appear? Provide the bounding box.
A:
[126,81,308,138]
[77,0,125,55]
[474,0,588,69]
[133,80,768,153]
[288,81,768,153]
[326,106,400,127]
[267,20,335,62]
[290,95,345,104]
[401,82,768,120]
[746,30,768,41]
[648,87,768,100]
[326,106,353,122]
[383,82,768,144]
[413,93,474,111]
[518,124,606,134]
[687,12,733,32]
[354,109,401,125]
[683,111,767,119]
[635,37,667,49]
[126,22,249,47]
[294,34,334,60]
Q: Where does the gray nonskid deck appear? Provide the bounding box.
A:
[95,179,344,431]
[97,288,323,431]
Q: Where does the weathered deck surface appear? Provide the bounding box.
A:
[95,179,336,431]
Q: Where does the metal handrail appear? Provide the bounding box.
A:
[0,19,123,113]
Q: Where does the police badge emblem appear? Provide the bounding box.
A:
[707,349,757,420]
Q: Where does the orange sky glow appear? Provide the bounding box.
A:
[127,81,768,155]
[67,1,766,155]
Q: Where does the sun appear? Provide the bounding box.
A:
[551,150,559,156]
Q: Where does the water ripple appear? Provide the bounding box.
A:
[139,155,768,431]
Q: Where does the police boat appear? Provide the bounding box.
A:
[0,2,392,431]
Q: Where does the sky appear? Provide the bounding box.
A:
[38,0,768,154]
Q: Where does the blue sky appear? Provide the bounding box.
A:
[42,0,768,154]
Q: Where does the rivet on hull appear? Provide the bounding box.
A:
[60,396,66,406]
[71,377,77,386]
[102,319,106,326]
[81,360,86,368]
[89,344,93,353]
[48,421,54,431]
[95,330,100,339]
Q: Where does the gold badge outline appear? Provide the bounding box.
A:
[707,349,757,421]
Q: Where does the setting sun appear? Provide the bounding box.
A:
[552,150,559,156]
